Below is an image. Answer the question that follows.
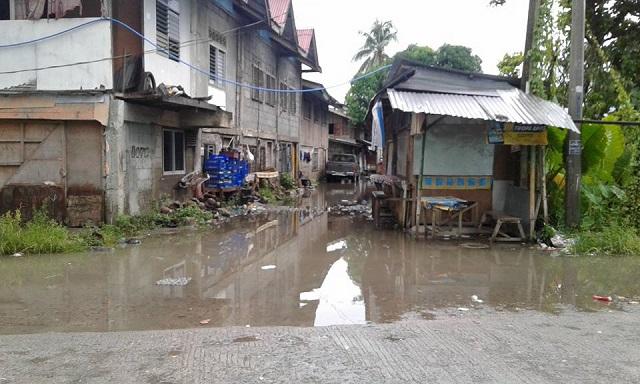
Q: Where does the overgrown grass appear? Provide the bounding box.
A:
[259,187,278,204]
[572,225,640,256]
[1,203,216,255]
[0,210,85,255]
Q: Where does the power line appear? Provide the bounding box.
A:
[0,17,391,94]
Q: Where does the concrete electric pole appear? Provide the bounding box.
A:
[565,0,585,228]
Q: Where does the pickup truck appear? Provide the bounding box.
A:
[326,154,360,182]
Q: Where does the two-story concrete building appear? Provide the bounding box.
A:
[0,0,325,225]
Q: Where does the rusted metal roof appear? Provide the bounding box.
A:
[296,29,313,55]
[268,0,290,28]
[387,89,578,132]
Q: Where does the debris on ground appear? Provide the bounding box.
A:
[592,295,613,303]
[457,307,470,312]
[199,319,211,325]
[156,277,192,286]
[261,265,277,270]
[329,200,372,219]
[11,253,23,257]
[461,243,489,250]
[471,295,484,304]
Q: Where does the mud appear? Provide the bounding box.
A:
[1,183,639,335]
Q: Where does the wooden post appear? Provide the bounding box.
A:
[529,146,537,239]
[416,120,428,237]
[541,146,549,223]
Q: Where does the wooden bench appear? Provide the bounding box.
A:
[479,211,526,243]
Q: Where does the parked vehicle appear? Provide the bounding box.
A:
[326,154,360,182]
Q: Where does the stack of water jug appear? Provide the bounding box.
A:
[204,154,249,189]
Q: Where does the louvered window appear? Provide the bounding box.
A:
[209,46,226,88]
[157,0,180,62]
[265,74,276,106]
[251,65,263,102]
[279,82,287,111]
[289,88,297,115]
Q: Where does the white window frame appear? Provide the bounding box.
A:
[209,45,226,89]
[163,129,186,175]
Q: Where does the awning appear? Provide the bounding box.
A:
[329,137,361,147]
[387,88,578,132]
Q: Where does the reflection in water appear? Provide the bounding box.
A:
[301,258,366,327]
[1,184,640,334]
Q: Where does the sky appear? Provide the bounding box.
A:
[292,0,530,102]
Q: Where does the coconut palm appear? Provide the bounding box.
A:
[353,20,397,74]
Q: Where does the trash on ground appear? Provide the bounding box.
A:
[261,265,277,270]
[199,319,211,325]
[471,295,484,304]
[592,295,613,303]
[457,307,470,312]
[156,277,192,286]
[12,253,23,257]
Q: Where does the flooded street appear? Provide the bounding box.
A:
[1,183,640,335]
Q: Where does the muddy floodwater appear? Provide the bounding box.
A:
[1,183,639,335]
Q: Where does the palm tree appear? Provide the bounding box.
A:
[353,20,397,74]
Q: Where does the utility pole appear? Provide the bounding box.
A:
[565,0,585,228]
[521,0,540,92]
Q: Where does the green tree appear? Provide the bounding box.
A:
[393,44,437,66]
[497,52,524,77]
[353,20,397,74]
[434,44,483,73]
[344,64,388,126]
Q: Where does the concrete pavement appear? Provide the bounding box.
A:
[1,308,639,383]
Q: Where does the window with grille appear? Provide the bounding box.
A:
[312,149,319,172]
[265,74,276,106]
[289,88,297,115]
[163,129,185,174]
[209,46,226,87]
[252,65,263,102]
[156,0,180,62]
[279,82,287,111]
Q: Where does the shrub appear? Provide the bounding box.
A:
[572,225,640,256]
[280,173,296,190]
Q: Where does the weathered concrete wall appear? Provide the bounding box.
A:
[143,0,193,95]
[238,31,301,144]
[0,19,113,90]
[299,97,328,181]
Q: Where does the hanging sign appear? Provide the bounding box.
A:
[568,140,582,155]
[503,123,548,145]
[487,122,504,144]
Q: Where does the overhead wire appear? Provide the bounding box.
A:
[0,17,391,94]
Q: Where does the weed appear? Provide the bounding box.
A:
[572,225,640,256]
[280,173,296,190]
[0,210,85,255]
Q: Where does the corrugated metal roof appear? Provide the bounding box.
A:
[268,0,290,27]
[296,29,313,55]
[387,89,578,132]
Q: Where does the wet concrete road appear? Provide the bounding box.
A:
[1,183,640,335]
[1,183,640,382]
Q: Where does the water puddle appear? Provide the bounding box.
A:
[1,184,639,334]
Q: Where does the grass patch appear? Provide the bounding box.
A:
[280,173,296,190]
[259,187,278,204]
[572,225,640,256]
[0,210,85,255]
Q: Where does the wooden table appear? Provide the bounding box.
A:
[421,197,479,239]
